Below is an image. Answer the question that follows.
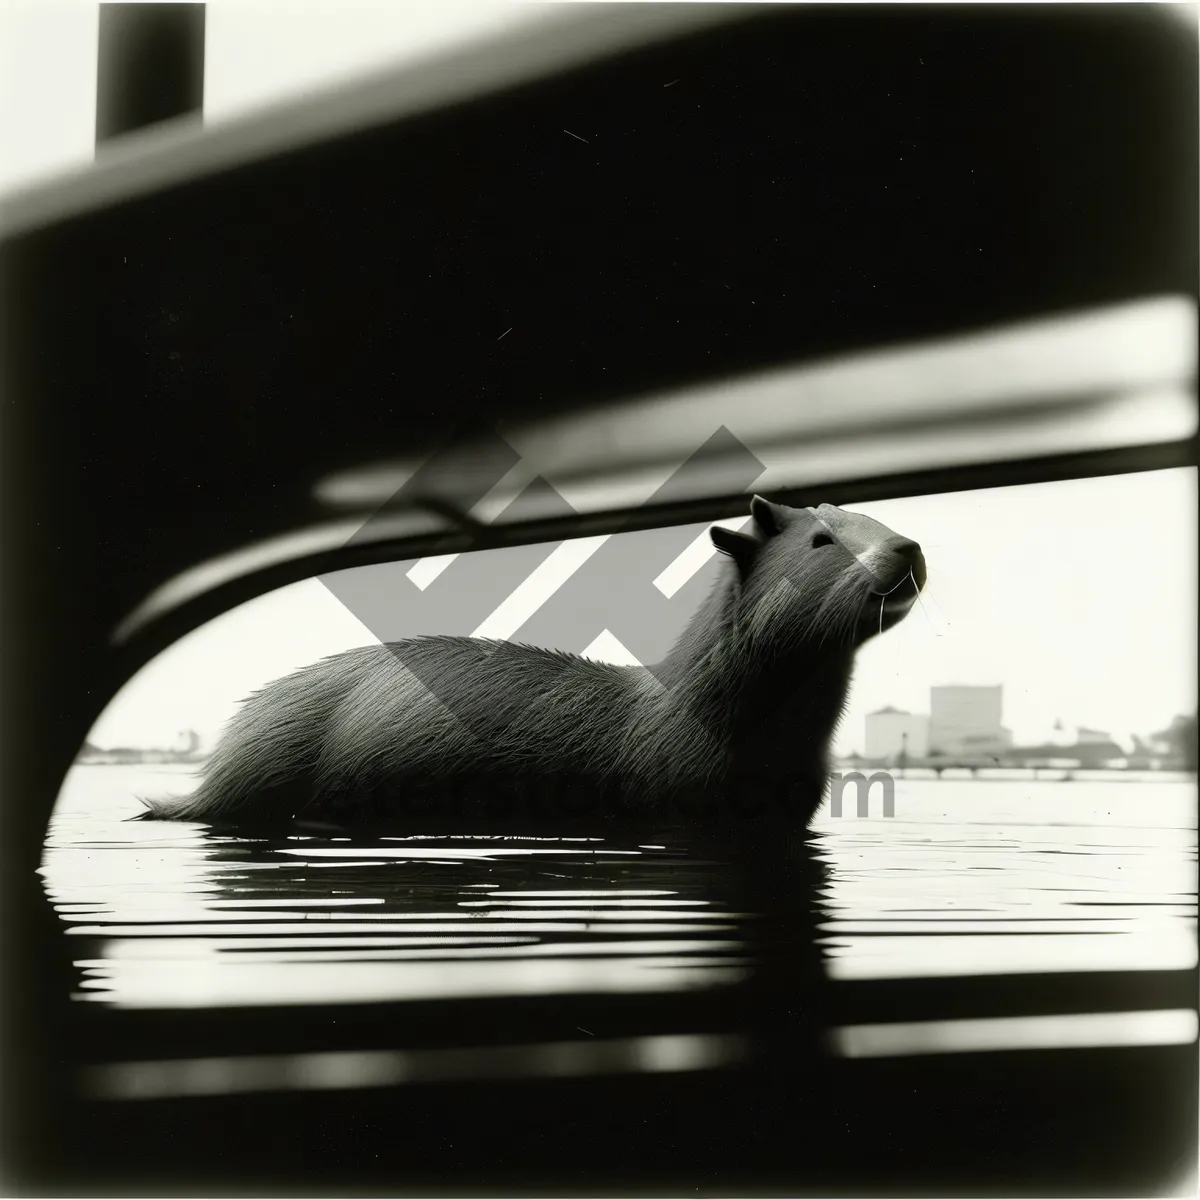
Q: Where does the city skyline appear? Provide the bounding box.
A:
[856,685,1188,765]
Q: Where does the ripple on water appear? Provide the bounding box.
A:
[42,765,1198,1057]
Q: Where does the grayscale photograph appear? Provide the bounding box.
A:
[0,2,1196,1196]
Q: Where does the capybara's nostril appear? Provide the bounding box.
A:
[878,536,925,593]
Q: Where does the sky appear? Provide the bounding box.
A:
[2,4,1195,758]
[86,468,1197,757]
[0,0,551,197]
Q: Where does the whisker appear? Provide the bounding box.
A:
[910,568,942,637]
[919,583,952,629]
[867,571,908,638]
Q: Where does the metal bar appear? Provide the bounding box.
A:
[108,438,1196,664]
[4,3,752,239]
[96,4,205,147]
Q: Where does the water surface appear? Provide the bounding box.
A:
[44,765,1195,1028]
[41,765,1198,1192]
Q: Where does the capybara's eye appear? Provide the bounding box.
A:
[812,532,835,549]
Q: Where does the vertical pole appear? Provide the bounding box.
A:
[96,3,205,147]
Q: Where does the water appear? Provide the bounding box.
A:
[43,764,1196,1020]
[39,765,1199,1191]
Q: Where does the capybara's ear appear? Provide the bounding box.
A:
[711,524,760,573]
[750,494,788,537]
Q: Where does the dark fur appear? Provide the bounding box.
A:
[139,498,924,826]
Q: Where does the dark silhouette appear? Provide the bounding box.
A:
[1154,714,1198,771]
[139,498,925,830]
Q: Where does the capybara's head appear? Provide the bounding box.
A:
[710,496,926,652]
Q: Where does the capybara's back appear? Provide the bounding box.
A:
[140,637,648,823]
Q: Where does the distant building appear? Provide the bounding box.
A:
[173,729,202,755]
[865,707,929,760]
[76,728,207,765]
[1150,714,1198,771]
[1008,738,1127,768]
[1047,717,1074,747]
[1041,722,1119,750]
[928,685,1012,756]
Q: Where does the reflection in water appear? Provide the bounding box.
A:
[39,764,1200,1193]
[807,790,1198,984]
[42,765,1198,1063]
[47,767,754,1010]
